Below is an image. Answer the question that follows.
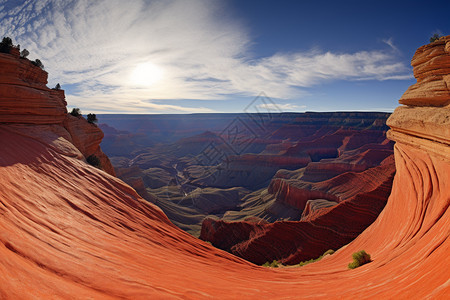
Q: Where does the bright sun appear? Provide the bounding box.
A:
[129,62,164,86]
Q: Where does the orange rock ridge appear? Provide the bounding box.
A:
[0,51,115,176]
[400,35,450,106]
[0,38,449,299]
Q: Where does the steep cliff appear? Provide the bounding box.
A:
[0,50,115,176]
[0,38,449,299]
[0,52,67,124]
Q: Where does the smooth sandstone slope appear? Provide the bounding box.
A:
[1,39,449,299]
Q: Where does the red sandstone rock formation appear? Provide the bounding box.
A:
[200,156,395,264]
[0,53,67,124]
[0,38,449,298]
[63,114,116,176]
[0,51,115,176]
[400,35,450,106]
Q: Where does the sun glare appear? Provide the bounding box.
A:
[129,62,164,86]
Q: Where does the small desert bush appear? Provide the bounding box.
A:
[31,59,44,69]
[20,48,29,58]
[86,155,101,169]
[262,260,281,268]
[87,113,98,124]
[70,108,82,117]
[262,249,336,268]
[430,33,441,43]
[297,249,335,267]
[348,250,371,269]
[0,37,13,53]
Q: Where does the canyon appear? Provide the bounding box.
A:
[0,36,449,299]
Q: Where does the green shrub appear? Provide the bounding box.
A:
[53,83,61,90]
[31,59,44,69]
[262,249,336,268]
[20,49,29,58]
[348,250,371,269]
[430,33,441,43]
[297,249,335,267]
[87,113,98,124]
[323,249,335,256]
[262,260,281,268]
[0,37,13,53]
[86,155,101,168]
[70,108,82,117]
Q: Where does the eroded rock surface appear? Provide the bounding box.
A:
[0,38,449,298]
[0,52,115,176]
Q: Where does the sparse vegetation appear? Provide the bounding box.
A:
[1,37,46,69]
[53,83,61,90]
[0,37,13,53]
[430,33,442,43]
[262,260,281,268]
[262,249,335,268]
[86,155,101,169]
[297,249,335,267]
[70,108,82,117]
[31,59,44,69]
[20,49,29,58]
[348,250,371,269]
[87,113,98,124]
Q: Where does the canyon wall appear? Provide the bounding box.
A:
[0,38,448,298]
[0,52,115,176]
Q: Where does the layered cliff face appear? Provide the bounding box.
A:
[200,155,395,264]
[0,39,449,299]
[63,114,116,176]
[400,35,450,106]
[0,52,67,124]
[0,51,115,176]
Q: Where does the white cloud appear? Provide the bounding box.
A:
[0,0,412,113]
[382,37,399,52]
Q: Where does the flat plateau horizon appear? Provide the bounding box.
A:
[93,110,394,116]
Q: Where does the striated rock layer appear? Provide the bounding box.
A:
[200,156,395,264]
[0,53,67,124]
[400,35,450,106]
[0,39,449,298]
[0,51,115,176]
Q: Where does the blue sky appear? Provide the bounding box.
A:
[0,0,448,114]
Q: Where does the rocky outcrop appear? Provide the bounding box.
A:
[63,114,115,176]
[0,50,115,176]
[200,156,395,264]
[300,146,393,182]
[267,178,340,211]
[0,53,67,124]
[400,35,450,106]
[63,115,104,156]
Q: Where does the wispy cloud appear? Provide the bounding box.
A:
[382,37,399,52]
[0,0,412,113]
